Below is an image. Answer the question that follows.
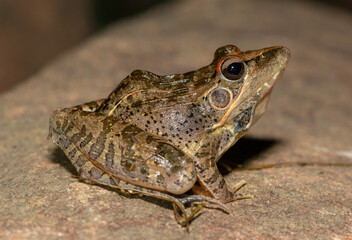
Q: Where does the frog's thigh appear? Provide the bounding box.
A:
[55,108,197,195]
[105,126,197,195]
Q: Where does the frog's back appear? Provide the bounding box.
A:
[97,66,219,152]
[98,66,215,111]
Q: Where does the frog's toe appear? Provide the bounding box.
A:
[232,179,247,193]
[173,196,228,229]
[228,180,253,202]
[230,194,254,201]
[179,195,229,213]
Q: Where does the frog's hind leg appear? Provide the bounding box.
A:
[76,165,192,227]
[76,163,229,228]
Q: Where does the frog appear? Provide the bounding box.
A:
[49,44,290,227]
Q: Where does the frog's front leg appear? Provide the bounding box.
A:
[194,136,244,203]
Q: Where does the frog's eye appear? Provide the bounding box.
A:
[220,57,246,81]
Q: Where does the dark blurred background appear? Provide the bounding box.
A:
[0,0,350,93]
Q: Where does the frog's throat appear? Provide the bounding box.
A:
[211,70,282,130]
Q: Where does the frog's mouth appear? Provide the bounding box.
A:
[212,46,290,130]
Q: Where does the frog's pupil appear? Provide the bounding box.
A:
[227,63,242,76]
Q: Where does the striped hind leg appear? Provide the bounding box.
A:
[75,161,228,228]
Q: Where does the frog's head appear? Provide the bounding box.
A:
[207,45,290,140]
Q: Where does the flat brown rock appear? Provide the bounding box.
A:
[1,0,351,239]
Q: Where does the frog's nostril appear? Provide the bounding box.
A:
[279,47,291,60]
[266,46,290,66]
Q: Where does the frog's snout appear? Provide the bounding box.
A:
[276,46,290,65]
[280,46,290,58]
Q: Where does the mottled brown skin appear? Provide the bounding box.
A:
[49,45,290,227]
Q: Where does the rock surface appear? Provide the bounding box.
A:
[0,0,351,239]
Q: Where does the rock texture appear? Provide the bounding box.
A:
[0,0,351,239]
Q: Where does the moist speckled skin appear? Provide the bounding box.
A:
[49,45,290,226]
